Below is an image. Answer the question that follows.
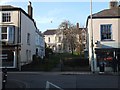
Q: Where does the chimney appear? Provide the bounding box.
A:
[76,23,79,29]
[65,23,68,29]
[28,1,33,18]
[109,0,118,9]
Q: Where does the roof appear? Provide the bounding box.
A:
[86,7,120,27]
[90,7,120,18]
[0,5,17,9]
[0,5,37,29]
[43,30,57,35]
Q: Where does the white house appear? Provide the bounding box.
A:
[44,29,63,53]
[87,1,120,72]
[44,23,87,53]
[0,2,45,70]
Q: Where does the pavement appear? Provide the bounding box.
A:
[4,71,120,89]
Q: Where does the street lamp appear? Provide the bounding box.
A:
[90,0,95,73]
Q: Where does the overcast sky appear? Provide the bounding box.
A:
[0,0,112,32]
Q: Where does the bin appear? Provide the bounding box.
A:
[99,62,105,73]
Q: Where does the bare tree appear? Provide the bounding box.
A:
[58,20,79,54]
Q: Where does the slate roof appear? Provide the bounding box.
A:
[91,7,120,18]
[86,7,120,27]
[0,5,37,29]
[43,30,57,35]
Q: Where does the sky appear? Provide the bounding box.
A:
[0,0,114,32]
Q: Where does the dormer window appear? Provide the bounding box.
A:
[2,12,11,22]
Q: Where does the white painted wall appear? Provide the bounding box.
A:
[20,12,36,64]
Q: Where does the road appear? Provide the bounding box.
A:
[5,72,120,90]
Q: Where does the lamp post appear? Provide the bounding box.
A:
[90,0,95,73]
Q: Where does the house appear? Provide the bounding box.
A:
[86,1,120,72]
[35,29,45,59]
[44,29,63,53]
[0,2,45,70]
[44,23,87,54]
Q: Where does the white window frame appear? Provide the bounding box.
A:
[2,12,11,22]
[0,26,15,43]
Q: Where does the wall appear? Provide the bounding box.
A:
[20,12,36,64]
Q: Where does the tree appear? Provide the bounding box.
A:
[58,20,79,55]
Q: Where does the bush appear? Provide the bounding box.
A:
[45,47,53,58]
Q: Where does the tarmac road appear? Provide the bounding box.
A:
[5,72,120,90]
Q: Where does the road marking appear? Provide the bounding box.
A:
[46,81,64,90]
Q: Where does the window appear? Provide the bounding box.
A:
[48,37,50,42]
[1,27,7,39]
[26,50,31,62]
[0,26,14,43]
[2,12,11,22]
[27,33,30,45]
[100,24,112,41]
[9,27,14,42]
[96,50,113,67]
[58,37,61,42]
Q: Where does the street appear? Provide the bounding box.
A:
[5,72,120,90]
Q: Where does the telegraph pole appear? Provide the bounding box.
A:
[90,0,95,73]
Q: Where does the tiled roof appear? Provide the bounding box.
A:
[43,30,57,35]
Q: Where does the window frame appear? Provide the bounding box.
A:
[0,26,15,43]
[100,24,112,41]
[27,33,31,45]
[48,37,50,43]
[2,12,11,23]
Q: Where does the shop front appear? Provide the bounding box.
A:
[0,45,17,68]
[95,48,120,72]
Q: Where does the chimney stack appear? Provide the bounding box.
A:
[109,0,118,9]
[28,1,33,18]
[76,23,79,29]
[65,23,68,29]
